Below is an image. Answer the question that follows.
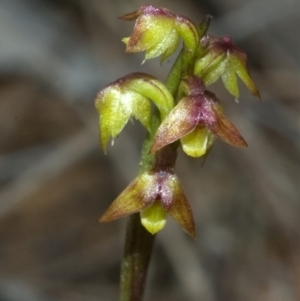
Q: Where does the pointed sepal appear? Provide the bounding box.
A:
[150,95,199,154]
[161,175,196,238]
[99,173,152,222]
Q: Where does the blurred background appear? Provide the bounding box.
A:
[0,0,300,300]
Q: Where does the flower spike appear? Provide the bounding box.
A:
[194,36,260,99]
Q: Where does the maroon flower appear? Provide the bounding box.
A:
[151,75,247,157]
[100,169,195,237]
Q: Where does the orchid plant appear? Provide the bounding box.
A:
[95,5,260,301]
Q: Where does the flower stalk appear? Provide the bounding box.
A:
[120,213,155,301]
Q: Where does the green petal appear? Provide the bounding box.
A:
[150,97,197,153]
[221,67,239,98]
[144,29,178,62]
[140,202,167,235]
[181,126,211,157]
[209,104,247,147]
[126,75,174,118]
[194,51,216,76]
[231,56,260,98]
[202,54,227,85]
[175,16,199,51]
[127,15,175,52]
[96,87,130,152]
[100,173,154,222]
[162,176,196,238]
[194,52,224,78]
[161,29,180,62]
[130,92,152,131]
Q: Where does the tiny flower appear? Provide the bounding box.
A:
[95,73,174,152]
[120,5,199,63]
[194,35,260,99]
[150,75,247,157]
[100,169,195,237]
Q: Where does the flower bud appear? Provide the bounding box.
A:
[194,36,260,99]
[197,14,212,38]
[120,5,199,63]
[95,73,174,152]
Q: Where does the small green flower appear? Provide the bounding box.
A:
[120,5,199,63]
[194,35,260,99]
[100,169,195,237]
[151,75,247,157]
[95,73,174,152]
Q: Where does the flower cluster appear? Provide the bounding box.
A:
[95,5,260,236]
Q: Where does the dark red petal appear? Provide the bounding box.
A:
[100,176,154,222]
[209,103,247,147]
[161,176,196,238]
[150,97,199,153]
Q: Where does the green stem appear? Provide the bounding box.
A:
[165,51,183,96]
[165,47,197,102]
[120,213,155,301]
